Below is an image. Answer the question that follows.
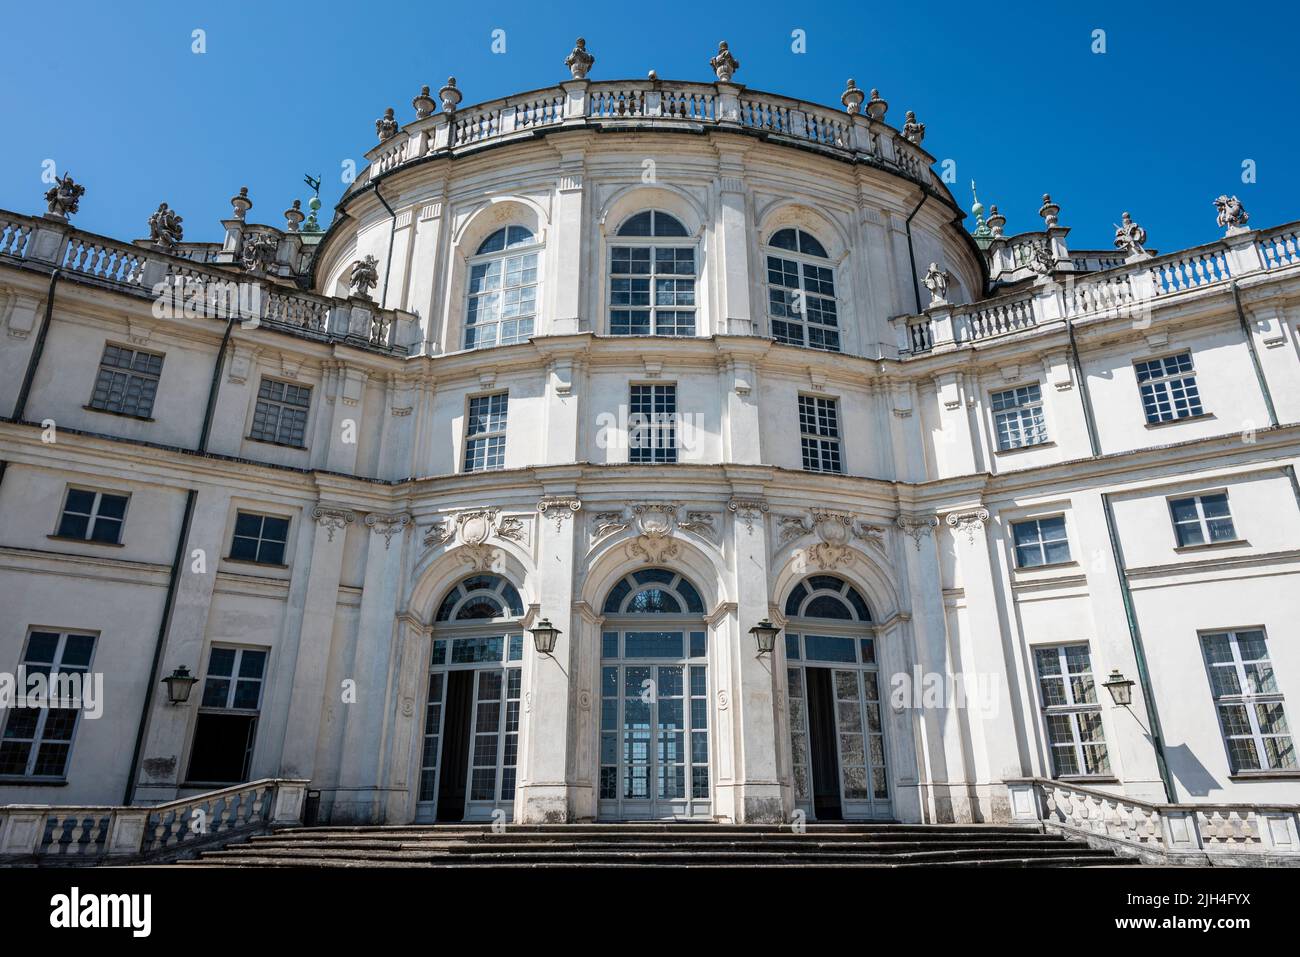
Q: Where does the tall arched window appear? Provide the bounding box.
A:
[465,225,539,349]
[609,210,697,337]
[766,227,841,352]
[599,568,710,819]
[419,574,525,823]
[782,574,889,820]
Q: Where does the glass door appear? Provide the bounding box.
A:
[786,632,890,819]
[599,630,710,819]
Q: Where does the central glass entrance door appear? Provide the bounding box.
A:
[786,632,891,820]
[599,629,710,820]
[417,633,522,822]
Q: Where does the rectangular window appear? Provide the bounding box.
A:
[187,645,268,784]
[1135,352,1203,424]
[229,511,290,565]
[88,343,163,418]
[1012,516,1071,568]
[629,384,678,464]
[1201,629,1295,773]
[610,246,696,336]
[464,392,508,472]
[1034,644,1109,777]
[55,488,129,544]
[798,395,842,474]
[1169,492,1236,547]
[249,377,311,448]
[0,630,96,778]
[992,384,1047,450]
[768,256,840,351]
[466,250,538,348]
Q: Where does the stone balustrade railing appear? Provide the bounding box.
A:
[360,79,930,188]
[0,778,309,863]
[1006,777,1300,865]
[895,220,1300,355]
[0,210,416,354]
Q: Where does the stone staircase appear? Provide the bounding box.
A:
[172,822,1136,868]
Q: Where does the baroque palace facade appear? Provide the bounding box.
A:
[1,41,1299,846]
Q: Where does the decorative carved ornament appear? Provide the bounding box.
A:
[423,507,529,569]
[944,508,991,545]
[895,513,940,550]
[727,498,768,535]
[312,505,356,543]
[537,496,582,532]
[364,511,412,550]
[776,508,890,569]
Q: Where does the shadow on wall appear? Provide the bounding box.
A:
[1165,742,1221,798]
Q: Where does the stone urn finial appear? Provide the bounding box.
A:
[1039,193,1061,228]
[987,205,1006,238]
[565,37,595,79]
[412,85,436,119]
[349,254,380,300]
[865,88,887,122]
[440,77,462,114]
[1214,194,1250,235]
[902,110,925,145]
[43,172,85,220]
[230,186,252,221]
[710,40,740,82]
[284,199,305,233]
[375,107,398,142]
[148,202,184,248]
[841,79,865,115]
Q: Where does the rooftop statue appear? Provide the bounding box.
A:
[1214,195,1249,235]
[148,202,184,249]
[375,107,399,142]
[350,254,380,299]
[565,38,595,79]
[922,262,951,306]
[1113,211,1149,259]
[902,111,925,146]
[1028,239,1055,275]
[710,41,739,82]
[44,173,85,220]
[241,232,279,274]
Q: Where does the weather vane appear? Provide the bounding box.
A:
[304,174,321,197]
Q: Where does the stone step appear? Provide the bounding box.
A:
[180,854,1133,869]
[236,838,1085,855]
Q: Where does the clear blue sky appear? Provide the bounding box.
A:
[2,0,1295,254]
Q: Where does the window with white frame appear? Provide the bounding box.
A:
[187,645,268,784]
[56,488,129,544]
[1011,515,1071,568]
[0,629,96,778]
[992,383,1047,450]
[1034,643,1110,777]
[88,343,163,418]
[249,377,311,448]
[464,392,508,472]
[229,511,290,565]
[629,383,678,464]
[609,210,696,337]
[1200,629,1295,773]
[1169,492,1236,547]
[798,394,843,473]
[1135,352,1204,424]
[767,228,840,351]
[465,225,538,349]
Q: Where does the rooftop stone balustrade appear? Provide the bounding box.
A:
[358,79,933,192]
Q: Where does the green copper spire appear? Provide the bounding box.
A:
[970,180,993,248]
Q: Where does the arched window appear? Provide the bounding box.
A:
[782,574,888,820]
[435,573,524,622]
[465,225,539,349]
[610,210,696,337]
[421,572,526,825]
[599,567,710,819]
[766,227,840,352]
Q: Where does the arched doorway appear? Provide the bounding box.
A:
[598,568,711,820]
[417,574,525,823]
[783,575,891,820]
